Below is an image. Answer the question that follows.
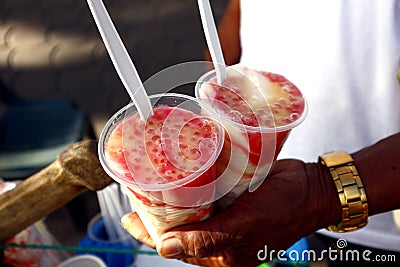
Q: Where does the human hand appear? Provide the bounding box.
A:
[121,159,340,267]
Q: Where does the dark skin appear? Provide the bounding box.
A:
[121,133,400,267]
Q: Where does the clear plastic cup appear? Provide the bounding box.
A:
[57,255,106,267]
[195,64,308,207]
[98,93,224,242]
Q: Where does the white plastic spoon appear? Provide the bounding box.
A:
[87,0,152,120]
[198,0,227,84]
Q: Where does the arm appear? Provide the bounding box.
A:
[121,133,400,266]
[352,133,400,216]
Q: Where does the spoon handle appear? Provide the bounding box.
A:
[198,0,227,84]
[87,0,153,120]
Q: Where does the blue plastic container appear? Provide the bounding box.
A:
[78,214,138,267]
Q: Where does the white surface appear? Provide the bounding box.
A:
[57,255,106,267]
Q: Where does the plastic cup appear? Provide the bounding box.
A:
[78,213,137,267]
[57,255,106,267]
[195,64,307,207]
[98,93,224,242]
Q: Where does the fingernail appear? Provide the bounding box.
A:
[120,213,131,229]
[120,213,135,233]
[160,238,184,258]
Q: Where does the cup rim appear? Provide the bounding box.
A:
[57,254,106,267]
[87,213,134,244]
[98,93,225,191]
[194,67,308,133]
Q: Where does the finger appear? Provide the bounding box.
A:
[181,250,233,267]
[156,211,242,259]
[120,212,156,248]
[181,247,260,267]
[183,254,227,267]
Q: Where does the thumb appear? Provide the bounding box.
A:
[156,212,239,259]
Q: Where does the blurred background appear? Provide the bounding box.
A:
[0,0,228,135]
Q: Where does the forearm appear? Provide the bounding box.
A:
[352,132,400,216]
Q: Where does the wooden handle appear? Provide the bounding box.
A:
[0,140,113,243]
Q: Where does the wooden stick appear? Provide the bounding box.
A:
[0,140,113,243]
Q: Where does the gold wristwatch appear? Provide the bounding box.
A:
[319,150,369,232]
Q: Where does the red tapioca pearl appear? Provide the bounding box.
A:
[202,124,214,137]
[189,148,201,159]
[278,98,288,105]
[272,102,283,110]
[287,94,297,101]
[179,143,188,149]
[132,165,140,171]
[272,108,281,115]
[241,114,258,127]
[123,172,133,180]
[283,117,292,124]
[215,95,225,104]
[134,129,143,137]
[290,101,303,111]
[262,71,287,83]
[282,86,292,94]
[290,113,300,121]
[168,127,178,135]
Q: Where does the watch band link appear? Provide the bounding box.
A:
[319,151,369,232]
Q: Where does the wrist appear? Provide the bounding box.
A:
[318,150,369,232]
[304,162,342,231]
